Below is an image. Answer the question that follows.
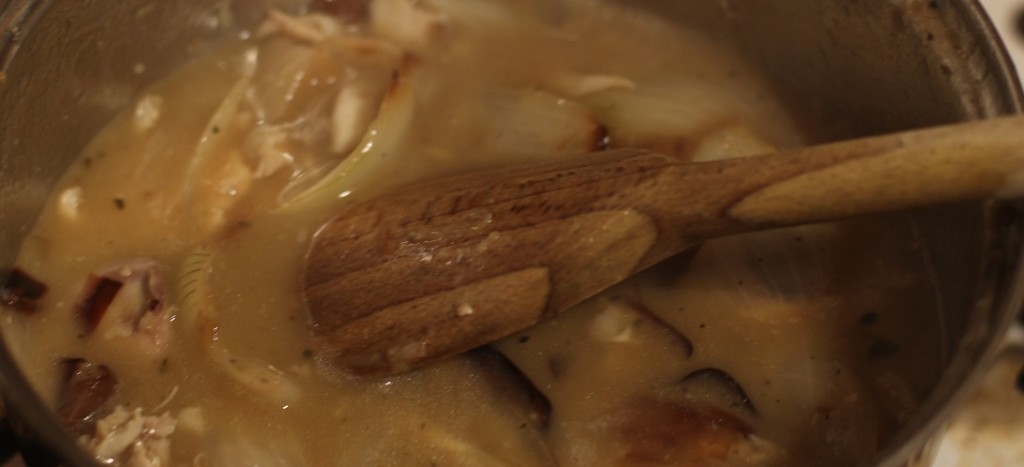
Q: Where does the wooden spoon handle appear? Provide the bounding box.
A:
[305,115,1024,376]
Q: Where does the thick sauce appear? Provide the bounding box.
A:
[1,1,943,465]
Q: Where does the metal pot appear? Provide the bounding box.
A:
[0,0,1021,465]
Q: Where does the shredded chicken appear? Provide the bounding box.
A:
[80,406,176,467]
[58,186,83,221]
[591,301,638,343]
[244,127,294,178]
[133,95,164,132]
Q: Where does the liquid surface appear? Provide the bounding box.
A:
[1,1,945,465]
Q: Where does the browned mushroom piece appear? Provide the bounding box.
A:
[57,358,118,434]
[73,259,171,358]
[680,368,758,416]
[0,267,48,312]
[615,398,778,466]
[470,347,553,431]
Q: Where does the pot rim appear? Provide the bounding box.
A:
[872,2,1024,465]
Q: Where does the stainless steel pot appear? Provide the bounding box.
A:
[0,1,1021,465]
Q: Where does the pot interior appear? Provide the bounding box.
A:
[0,1,1021,465]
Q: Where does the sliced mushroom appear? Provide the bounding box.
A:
[680,367,757,416]
[57,358,118,434]
[74,259,171,358]
[615,398,759,466]
[469,348,552,431]
[0,267,48,312]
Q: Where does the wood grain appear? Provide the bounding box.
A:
[305,115,1024,376]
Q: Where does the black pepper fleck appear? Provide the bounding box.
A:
[113,198,125,210]
[518,335,530,344]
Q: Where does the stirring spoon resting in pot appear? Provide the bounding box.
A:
[304,115,1024,377]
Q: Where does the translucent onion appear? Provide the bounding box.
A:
[278,68,415,212]
[582,81,759,159]
[174,249,300,405]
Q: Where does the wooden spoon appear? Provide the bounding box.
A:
[304,115,1024,376]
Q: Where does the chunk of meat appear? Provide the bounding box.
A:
[58,358,118,434]
[74,259,171,358]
